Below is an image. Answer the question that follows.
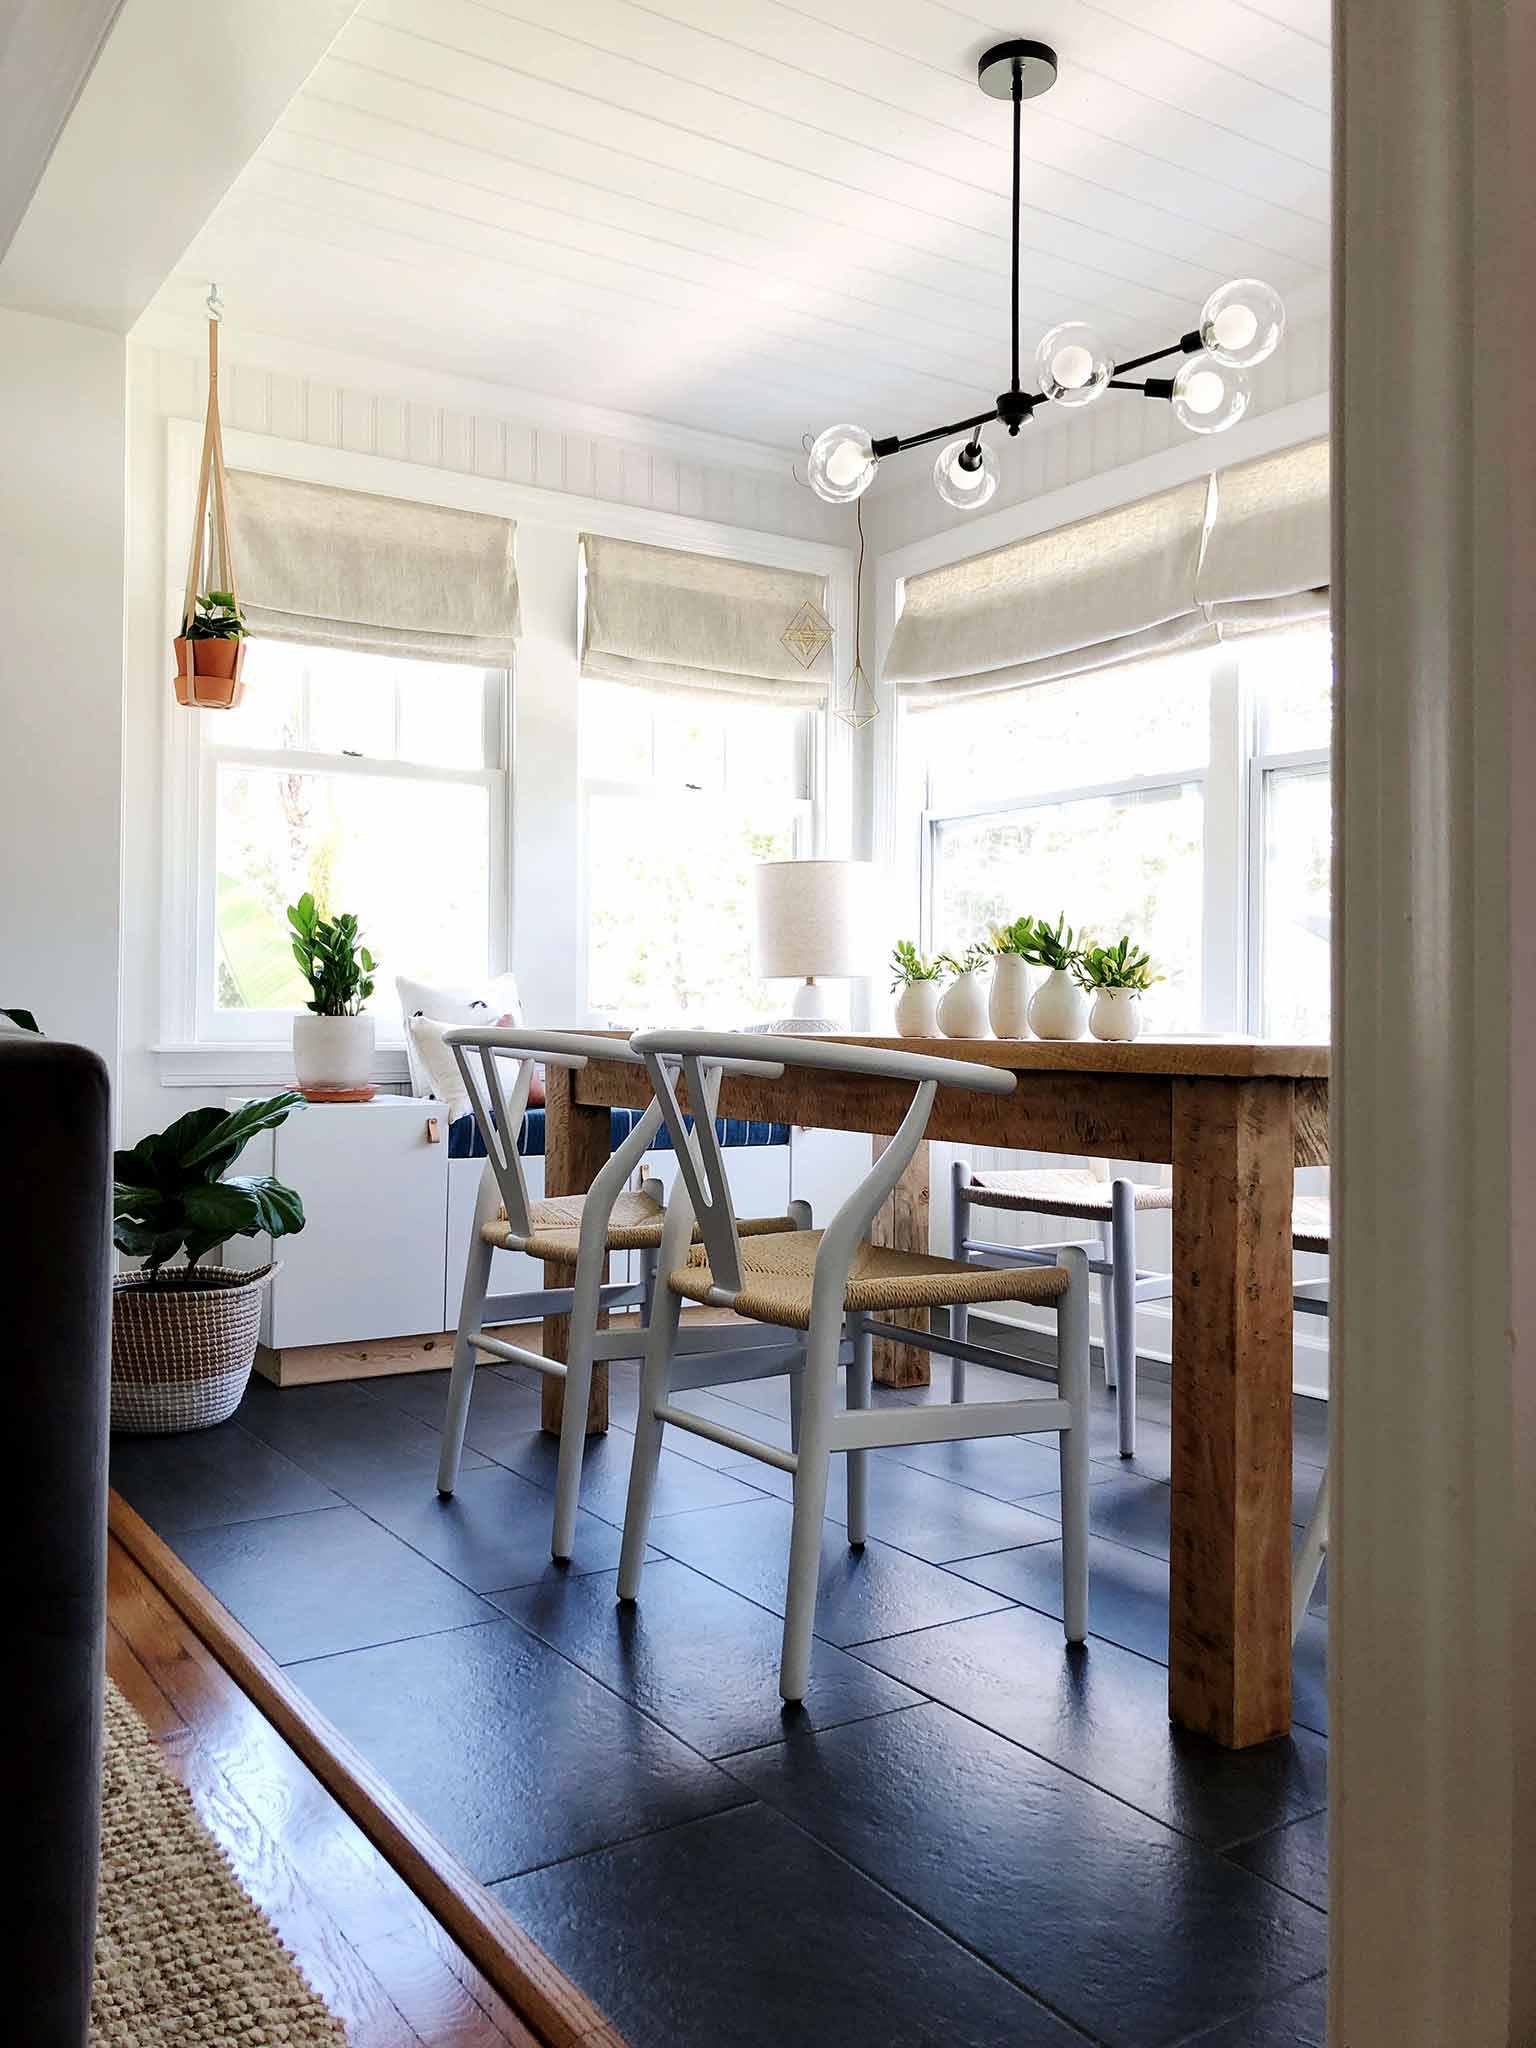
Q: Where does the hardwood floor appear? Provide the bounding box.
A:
[107,1527,547,2047]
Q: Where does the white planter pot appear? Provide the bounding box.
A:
[936,969,991,1039]
[293,1012,376,1097]
[893,979,942,1038]
[988,954,1033,1037]
[1089,988,1144,1042]
[1026,968,1088,1042]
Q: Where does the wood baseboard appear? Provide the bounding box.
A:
[107,1494,627,2048]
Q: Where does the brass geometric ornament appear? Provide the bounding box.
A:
[781,600,833,670]
[835,660,879,730]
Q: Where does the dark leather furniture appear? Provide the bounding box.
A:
[6,1035,112,2046]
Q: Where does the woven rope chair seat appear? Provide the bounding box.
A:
[1292,1194,1331,1254]
[966,1167,1173,1221]
[485,1191,795,1264]
[670,1228,1071,1332]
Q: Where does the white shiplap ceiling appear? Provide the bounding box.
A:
[150,0,1330,453]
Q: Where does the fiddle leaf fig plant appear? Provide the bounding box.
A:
[1073,935,1160,994]
[287,894,377,1016]
[113,1092,306,1274]
[889,939,942,991]
[1020,912,1078,973]
[186,590,247,640]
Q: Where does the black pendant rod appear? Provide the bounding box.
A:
[1011,59,1023,394]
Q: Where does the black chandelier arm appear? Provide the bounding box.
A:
[1114,331,1203,376]
[870,407,1004,460]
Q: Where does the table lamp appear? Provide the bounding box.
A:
[752,858,878,1028]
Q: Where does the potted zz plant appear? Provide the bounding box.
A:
[287,894,379,1100]
[1023,914,1088,1041]
[889,940,944,1037]
[1074,935,1160,1042]
[112,1093,305,1433]
[936,943,993,1039]
[987,915,1038,1037]
[174,590,248,711]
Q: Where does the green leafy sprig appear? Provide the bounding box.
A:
[937,943,993,977]
[1072,935,1160,994]
[988,914,1039,959]
[1019,913,1078,972]
[889,940,943,991]
[287,894,377,1017]
[113,1093,305,1273]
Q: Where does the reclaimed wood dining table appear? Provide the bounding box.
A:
[537,1033,1329,1751]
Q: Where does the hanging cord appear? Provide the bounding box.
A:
[1010,61,1022,393]
[854,493,865,671]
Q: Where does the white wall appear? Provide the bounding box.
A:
[0,308,126,1075]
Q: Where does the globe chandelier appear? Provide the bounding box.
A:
[806,40,1286,512]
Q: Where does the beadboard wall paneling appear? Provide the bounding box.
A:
[148,345,844,544]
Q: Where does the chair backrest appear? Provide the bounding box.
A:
[445,1028,655,1239]
[632,1030,1016,1298]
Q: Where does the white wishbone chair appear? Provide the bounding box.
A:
[437,1027,809,1561]
[617,1031,1093,1704]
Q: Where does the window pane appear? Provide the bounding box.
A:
[580,681,805,797]
[1260,765,1331,1040]
[917,647,1210,811]
[1249,626,1332,754]
[580,680,656,783]
[931,783,1205,1031]
[586,790,801,1025]
[214,641,494,769]
[214,764,489,1014]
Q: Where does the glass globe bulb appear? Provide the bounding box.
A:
[933,435,999,511]
[1199,278,1285,368]
[807,423,877,503]
[1036,321,1113,407]
[1171,353,1251,434]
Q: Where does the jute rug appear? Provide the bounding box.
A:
[91,1678,347,2045]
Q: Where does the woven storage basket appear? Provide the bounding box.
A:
[111,1264,276,1435]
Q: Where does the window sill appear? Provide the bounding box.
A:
[151,1042,413,1089]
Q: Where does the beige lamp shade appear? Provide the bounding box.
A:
[753,860,879,981]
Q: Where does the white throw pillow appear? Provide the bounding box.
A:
[395,973,521,1098]
[406,1016,473,1122]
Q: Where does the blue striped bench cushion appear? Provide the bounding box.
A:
[448,1106,790,1161]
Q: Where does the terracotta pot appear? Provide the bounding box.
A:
[174,634,247,711]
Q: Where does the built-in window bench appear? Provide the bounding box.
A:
[222,1096,865,1387]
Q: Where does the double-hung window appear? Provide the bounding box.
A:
[581,679,816,1023]
[1246,625,1332,1039]
[200,637,509,1040]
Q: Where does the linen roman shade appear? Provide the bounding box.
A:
[887,436,1330,707]
[580,535,831,704]
[225,470,520,665]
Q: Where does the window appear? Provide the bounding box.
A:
[920,651,1213,1032]
[1247,627,1332,1040]
[581,680,814,1023]
[911,626,1333,1041]
[202,639,508,1038]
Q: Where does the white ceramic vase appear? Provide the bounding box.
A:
[936,969,991,1039]
[893,979,942,1038]
[1026,968,1088,1042]
[293,1012,376,1097]
[1089,988,1143,1042]
[988,954,1033,1037]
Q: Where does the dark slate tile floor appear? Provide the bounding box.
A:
[112,1352,1331,2048]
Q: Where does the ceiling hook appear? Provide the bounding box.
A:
[206,281,224,323]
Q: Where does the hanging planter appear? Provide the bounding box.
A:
[173,291,249,711]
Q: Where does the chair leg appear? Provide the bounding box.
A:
[1099,1226,1118,1393]
[780,1307,840,1704]
[950,1161,970,1402]
[1292,1460,1330,1640]
[1056,1246,1092,1645]
[789,1372,803,1455]
[1110,1180,1137,1457]
[550,1328,594,1562]
[617,1281,682,1601]
[438,1226,493,1498]
[845,1311,871,1549]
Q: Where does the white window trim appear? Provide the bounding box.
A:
[155,416,856,1084]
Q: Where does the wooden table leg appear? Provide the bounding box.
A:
[869,1136,932,1389]
[1168,1078,1295,1746]
[538,1065,610,1440]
